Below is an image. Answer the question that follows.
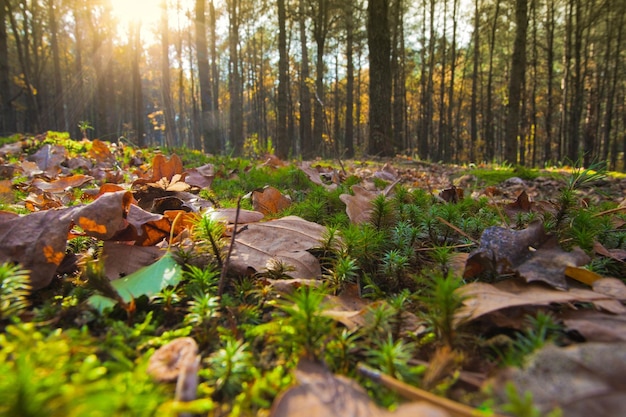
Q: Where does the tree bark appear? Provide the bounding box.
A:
[196,0,219,153]
[228,0,243,154]
[367,0,392,156]
[504,0,528,164]
[160,0,177,147]
[131,22,145,147]
[48,0,66,132]
[0,0,15,133]
[299,0,312,158]
[276,0,289,158]
[344,1,355,158]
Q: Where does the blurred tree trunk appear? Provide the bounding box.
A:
[504,0,528,164]
[195,0,219,153]
[344,1,355,158]
[484,0,500,161]
[544,0,556,162]
[209,0,220,145]
[228,0,243,154]
[48,0,66,132]
[131,22,145,147]
[276,0,289,158]
[299,0,312,158]
[0,0,15,133]
[312,0,331,156]
[448,0,458,162]
[606,8,624,169]
[391,0,406,152]
[470,0,480,162]
[160,0,177,147]
[367,0,392,156]
[437,0,447,161]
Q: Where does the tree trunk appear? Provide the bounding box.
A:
[504,0,528,164]
[344,2,355,158]
[48,0,66,132]
[391,0,405,152]
[160,0,177,147]
[469,0,480,162]
[0,0,15,133]
[437,0,448,161]
[447,0,458,162]
[484,0,500,161]
[544,0,555,162]
[299,0,312,158]
[228,0,243,154]
[196,0,219,153]
[312,0,330,157]
[367,0,392,156]
[131,22,145,147]
[276,0,289,158]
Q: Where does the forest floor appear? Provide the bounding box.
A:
[0,132,625,417]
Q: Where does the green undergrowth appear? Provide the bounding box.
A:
[1,137,625,416]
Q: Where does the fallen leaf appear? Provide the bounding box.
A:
[492,343,626,417]
[88,139,115,165]
[0,179,14,203]
[593,241,626,262]
[270,359,449,417]
[561,310,626,342]
[102,242,164,280]
[0,190,134,289]
[208,208,264,224]
[251,186,291,215]
[564,265,603,286]
[185,163,214,189]
[464,222,589,290]
[88,251,182,312]
[340,185,377,224]
[592,277,626,300]
[456,278,626,322]
[151,153,184,182]
[297,161,338,190]
[230,216,326,278]
[27,144,67,176]
[439,186,463,203]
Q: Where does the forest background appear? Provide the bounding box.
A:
[1,0,625,168]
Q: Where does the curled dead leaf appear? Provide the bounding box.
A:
[147,337,199,382]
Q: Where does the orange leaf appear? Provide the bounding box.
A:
[77,216,108,235]
[43,245,64,265]
[151,154,183,182]
[252,186,291,215]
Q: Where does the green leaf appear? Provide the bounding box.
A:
[88,252,182,313]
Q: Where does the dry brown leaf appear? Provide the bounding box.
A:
[456,278,626,322]
[0,190,134,289]
[102,242,164,280]
[229,215,326,278]
[27,144,67,176]
[297,161,338,190]
[340,185,378,224]
[593,241,626,262]
[270,359,449,417]
[31,174,94,193]
[492,342,626,417]
[561,310,626,342]
[592,277,626,300]
[151,153,184,182]
[0,179,13,203]
[88,139,115,165]
[185,163,215,189]
[208,208,264,224]
[464,222,589,290]
[252,186,292,215]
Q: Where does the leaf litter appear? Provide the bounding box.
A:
[1,134,626,416]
